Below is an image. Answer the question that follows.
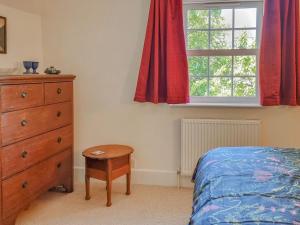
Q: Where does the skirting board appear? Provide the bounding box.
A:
[74,167,193,188]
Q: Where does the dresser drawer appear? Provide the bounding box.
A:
[1,102,72,146]
[2,126,73,179]
[45,82,72,104]
[2,149,72,219]
[1,84,44,112]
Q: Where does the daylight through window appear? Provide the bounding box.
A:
[184,1,263,105]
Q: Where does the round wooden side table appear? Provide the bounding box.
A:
[82,145,134,207]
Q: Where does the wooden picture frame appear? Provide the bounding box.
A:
[0,16,7,54]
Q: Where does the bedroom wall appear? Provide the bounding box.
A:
[0,0,42,15]
[0,3,43,73]
[40,0,300,186]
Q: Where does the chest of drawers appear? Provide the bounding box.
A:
[0,75,76,225]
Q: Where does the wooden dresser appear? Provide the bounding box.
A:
[0,75,76,225]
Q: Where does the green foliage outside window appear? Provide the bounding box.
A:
[187,8,257,97]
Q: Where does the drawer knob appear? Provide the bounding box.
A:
[21,92,28,98]
[22,181,28,189]
[21,151,28,158]
[21,120,28,127]
[57,137,62,143]
[57,111,62,117]
[57,163,62,169]
[57,88,62,95]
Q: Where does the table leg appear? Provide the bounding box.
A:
[106,159,112,207]
[85,175,91,200]
[126,155,131,195]
[126,172,131,195]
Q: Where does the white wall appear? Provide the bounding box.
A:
[0,3,43,74]
[39,0,300,187]
[3,0,300,188]
[0,0,42,15]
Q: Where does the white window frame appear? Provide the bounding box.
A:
[183,0,263,106]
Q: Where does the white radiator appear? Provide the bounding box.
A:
[181,119,261,176]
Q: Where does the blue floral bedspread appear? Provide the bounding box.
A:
[189,147,300,225]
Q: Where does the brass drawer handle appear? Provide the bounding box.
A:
[21,120,28,127]
[57,137,62,144]
[57,111,62,117]
[57,163,62,169]
[22,181,28,189]
[21,151,28,158]
[21,92,28,98]
[57,88,62,95]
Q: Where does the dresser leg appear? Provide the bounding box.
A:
[2,214,17,225]
[85,175,91,200]
[24,204,30,210]
[63,178,74,193]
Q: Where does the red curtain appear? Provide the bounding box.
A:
[260,0,300,106]
[134,0,189,104]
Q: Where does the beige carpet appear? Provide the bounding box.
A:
[16,183,193,225]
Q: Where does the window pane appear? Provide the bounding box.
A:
[233,77,256,97]
[188,57,208,76]
[234,30,256,49]
[188,31,209,49]
[190,77,208,96]
[235,8,257,28]
[188,10,209,29]
[211,9,233,29]
[210,56,232,76]
[209,78,232,96]
[234,56,256,76]
[211,30,232,49]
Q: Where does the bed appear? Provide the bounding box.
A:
[189,147,300,225]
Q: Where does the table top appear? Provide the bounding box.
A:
[83,145,134,160]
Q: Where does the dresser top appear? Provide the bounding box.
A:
[0,74,76,84]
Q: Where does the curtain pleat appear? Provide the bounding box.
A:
[260,0,300,106]
[134,0,189,104]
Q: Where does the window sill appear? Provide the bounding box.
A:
[171,103,262,108]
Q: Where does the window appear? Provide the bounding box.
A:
[184,1,263,105]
